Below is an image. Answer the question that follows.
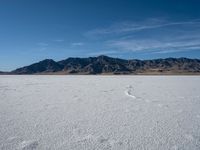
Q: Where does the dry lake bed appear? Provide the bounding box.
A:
[0,75,200,150]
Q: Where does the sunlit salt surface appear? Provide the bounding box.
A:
[0,75,200,150]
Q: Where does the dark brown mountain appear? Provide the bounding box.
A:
[10,55,200,75]
[0,71,9,75]
[12,59,63,74]
[57,55,130,74]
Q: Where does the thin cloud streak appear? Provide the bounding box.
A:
[37,42,49,46]
[71,42,84,46]
[88,50,120,56]
[53,39,64,42]
[84,18,200,54]
[108,38,200,53]
[86,19,200,36]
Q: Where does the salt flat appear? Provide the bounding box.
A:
[0,75,200,150]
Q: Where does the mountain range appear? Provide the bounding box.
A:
[1,55,200,75]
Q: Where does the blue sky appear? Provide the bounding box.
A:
[0,0,200,71]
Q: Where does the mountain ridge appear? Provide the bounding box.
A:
[1,55,200,75]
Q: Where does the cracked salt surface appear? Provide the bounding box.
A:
[0,75,200,150]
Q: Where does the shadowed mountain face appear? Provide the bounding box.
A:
[0,71,9,75]
[12,59,63,74]
[10,55,200,75]
[58,55,130,74]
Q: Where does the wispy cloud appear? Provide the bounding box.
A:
[86,18,200,36]
[37,42,49,46]
[85,18,200,54]
[88,50,119,56]
[53,39,64,42]
[36,42,49,51]
[71,42,84,46]
[108,38,200,53]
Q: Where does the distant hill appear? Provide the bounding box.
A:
[0,71,8,75]
[9,55,200,75]
[12,59,63,74]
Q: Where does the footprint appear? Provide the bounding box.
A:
[73,128,83,137]
[156,103,169,108]
[151,100,169,109]
[157,104,164,108]
[18,140,38,150]
[77,134,94,142]
[7,136,22,142]
[98,137,109,144]
[178,96,185,99]
[1,136,23,150]
[72,124,93,143]
[125,85,136,99]
[97,136,122,147]
[125,106,141,113]
[184,134,194,141]
[171,145,179,150]
[108,139,123,147]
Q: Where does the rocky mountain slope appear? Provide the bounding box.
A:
[10,55,200,75]
[0,71,9,75]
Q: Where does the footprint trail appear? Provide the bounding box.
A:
[125,85,136,99]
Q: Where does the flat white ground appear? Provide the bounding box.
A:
[0,76,200,150]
